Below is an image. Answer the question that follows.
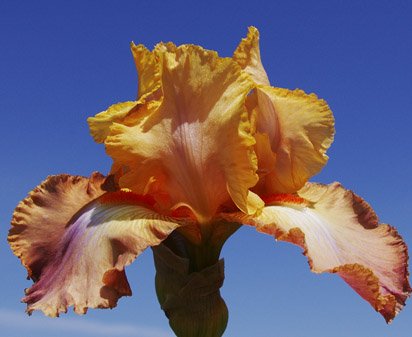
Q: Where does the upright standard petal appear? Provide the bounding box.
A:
[233,26,269,86]
[105,45,263,222]
[234,27,335,194]
[87,44,161,144]
[131,43,162,100]
[9,173,182,317]
[223,182,411,322]
[88,102,140,143]
[252,87,335,194]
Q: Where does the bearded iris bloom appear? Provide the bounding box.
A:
[9,27,410,337]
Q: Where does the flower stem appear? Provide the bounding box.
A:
[152,221,240,336]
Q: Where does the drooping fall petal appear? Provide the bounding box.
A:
[9,172,111,280]
[252,87,335,194]
[9,173,182,317]
[103,44,263,222]
[223,182,411,322]
[233,26,270,86]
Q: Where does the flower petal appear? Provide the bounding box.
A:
[130,43,161,100]
[88,102,139,143]
[9,173,182,317]
[233,26,270,86]
[253,86,335,194]
[223,182,411,322]
[87,44,162,144]
[9,172,112,280]
[105,45,263,221]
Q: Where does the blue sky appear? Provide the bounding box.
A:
[1,0,411,336]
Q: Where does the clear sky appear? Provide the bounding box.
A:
[1,0,411,336]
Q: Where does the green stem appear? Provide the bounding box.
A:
[152,220,240,337]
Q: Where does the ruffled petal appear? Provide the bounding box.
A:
[87,44,162,144]
[252,86,335,194]
[105,45,263,222]
[9,172,112,280]
[130,43,161,100]
[9,173,182,317]
[88,102,139,143]
[223,182,411,322]
[233,26,269,85]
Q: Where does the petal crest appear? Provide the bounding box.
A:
[9,174,182,317]
[233,26,270,86]
[223,182,411,322]
[131,43,162,100]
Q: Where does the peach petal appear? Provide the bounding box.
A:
[9,174,182,317]
[252,87,335,194]
[9,172,111,280]
[222,182,411,322]
[105,45,263,221]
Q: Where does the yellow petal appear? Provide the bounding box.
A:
[105,45,263,222]
[131,43,161,100]
[87,44,162,144]
[223,182,411,322]
[253,86,335,193]
[9,173,182,317]
[88,101,139,143]
[233,26,270,85]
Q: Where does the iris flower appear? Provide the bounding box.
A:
[9,27,410,337]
